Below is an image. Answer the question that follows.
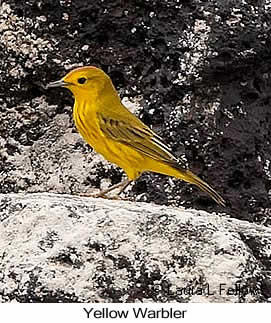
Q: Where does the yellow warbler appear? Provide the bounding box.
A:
[47,66,225,206]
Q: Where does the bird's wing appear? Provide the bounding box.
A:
[97,111,187,169]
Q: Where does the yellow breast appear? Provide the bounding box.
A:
[73,102,144,180]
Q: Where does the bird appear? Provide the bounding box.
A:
[47,66,225,206]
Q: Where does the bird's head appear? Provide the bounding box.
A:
[46,66,115,98]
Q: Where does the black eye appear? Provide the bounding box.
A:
[78,77,87,84]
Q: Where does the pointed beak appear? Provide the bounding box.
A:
[46,79,70,89]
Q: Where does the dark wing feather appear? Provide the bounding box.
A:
[97,112,187,169]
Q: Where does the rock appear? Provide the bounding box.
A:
[1,0,271,304]
[0,193,270,302]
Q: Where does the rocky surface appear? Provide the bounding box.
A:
[0,193,270,302]
[0,0,271,303]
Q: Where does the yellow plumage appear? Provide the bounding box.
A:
[47,66,225,206]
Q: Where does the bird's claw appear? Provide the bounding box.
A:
[78,191,129,200]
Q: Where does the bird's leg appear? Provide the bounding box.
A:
[81,179,132,199]
[117,179,133,196]
[98,179,132,197]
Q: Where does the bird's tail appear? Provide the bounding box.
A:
[177,169,226,206]
[148,162,225,206]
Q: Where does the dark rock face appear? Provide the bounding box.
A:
[1,2,270,236]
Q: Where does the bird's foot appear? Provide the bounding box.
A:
[79,191,129,201]
[79,191,105,198]
[79,179,132,200]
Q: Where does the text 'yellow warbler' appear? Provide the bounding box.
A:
[47,66,225,206]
